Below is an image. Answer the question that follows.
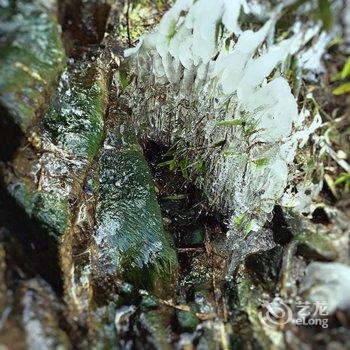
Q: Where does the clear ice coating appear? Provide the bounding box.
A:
[123,0,325,269]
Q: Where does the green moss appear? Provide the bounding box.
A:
[10,184,69,236]
[95,146,178,295]
[5,61,107,244]
[295,230,338,261]
[93,120,178,296]
[176,310,199,332]
[43,65,107,159]
[236,275,272,350]
[0,0,65,131]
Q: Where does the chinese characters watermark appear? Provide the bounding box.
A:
[258,297,329,329]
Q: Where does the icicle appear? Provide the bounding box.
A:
[123,0,327,265]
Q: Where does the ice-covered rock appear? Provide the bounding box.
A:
[123,0,325,272]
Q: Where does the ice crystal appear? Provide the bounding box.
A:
[123,0,325,268]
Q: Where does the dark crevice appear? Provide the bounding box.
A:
[143,141,226,240]
[320,181,337,205]
[272,205,293,245]
[244,245,284,294]
[311,207,331,224]
[0,107,23,162]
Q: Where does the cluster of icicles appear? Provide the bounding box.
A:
[124,0,324,252]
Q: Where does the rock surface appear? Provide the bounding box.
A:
[0,0,65,132]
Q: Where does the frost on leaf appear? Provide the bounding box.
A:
[123,0,325,269]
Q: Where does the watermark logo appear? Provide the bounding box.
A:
[258,297,329,329]
[259,297,293,328]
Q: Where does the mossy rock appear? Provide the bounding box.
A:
[92,118,178,297]
[10,184,69,236]
[295,230,338,261]
[0,0,65,132]
[5,63,107,237]
[176,310,199,332]
[141,295,159,310]
[43,64,107,158]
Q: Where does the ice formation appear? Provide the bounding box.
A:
[123,0,323,263]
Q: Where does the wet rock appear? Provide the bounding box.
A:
[277,208,346,298]
[282,209,341,261]
[0,0,65,133]
[295,230,338,261]
[43,65,106,158]
[61,101,178,346]
[0,245,70,350]
[176,310,199,333]
[141,295,159,310]
[4,63,107,238]
[1,61,108,320]
[136,310,171,350]
[90,109,178,297]
[59,0,112,57]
